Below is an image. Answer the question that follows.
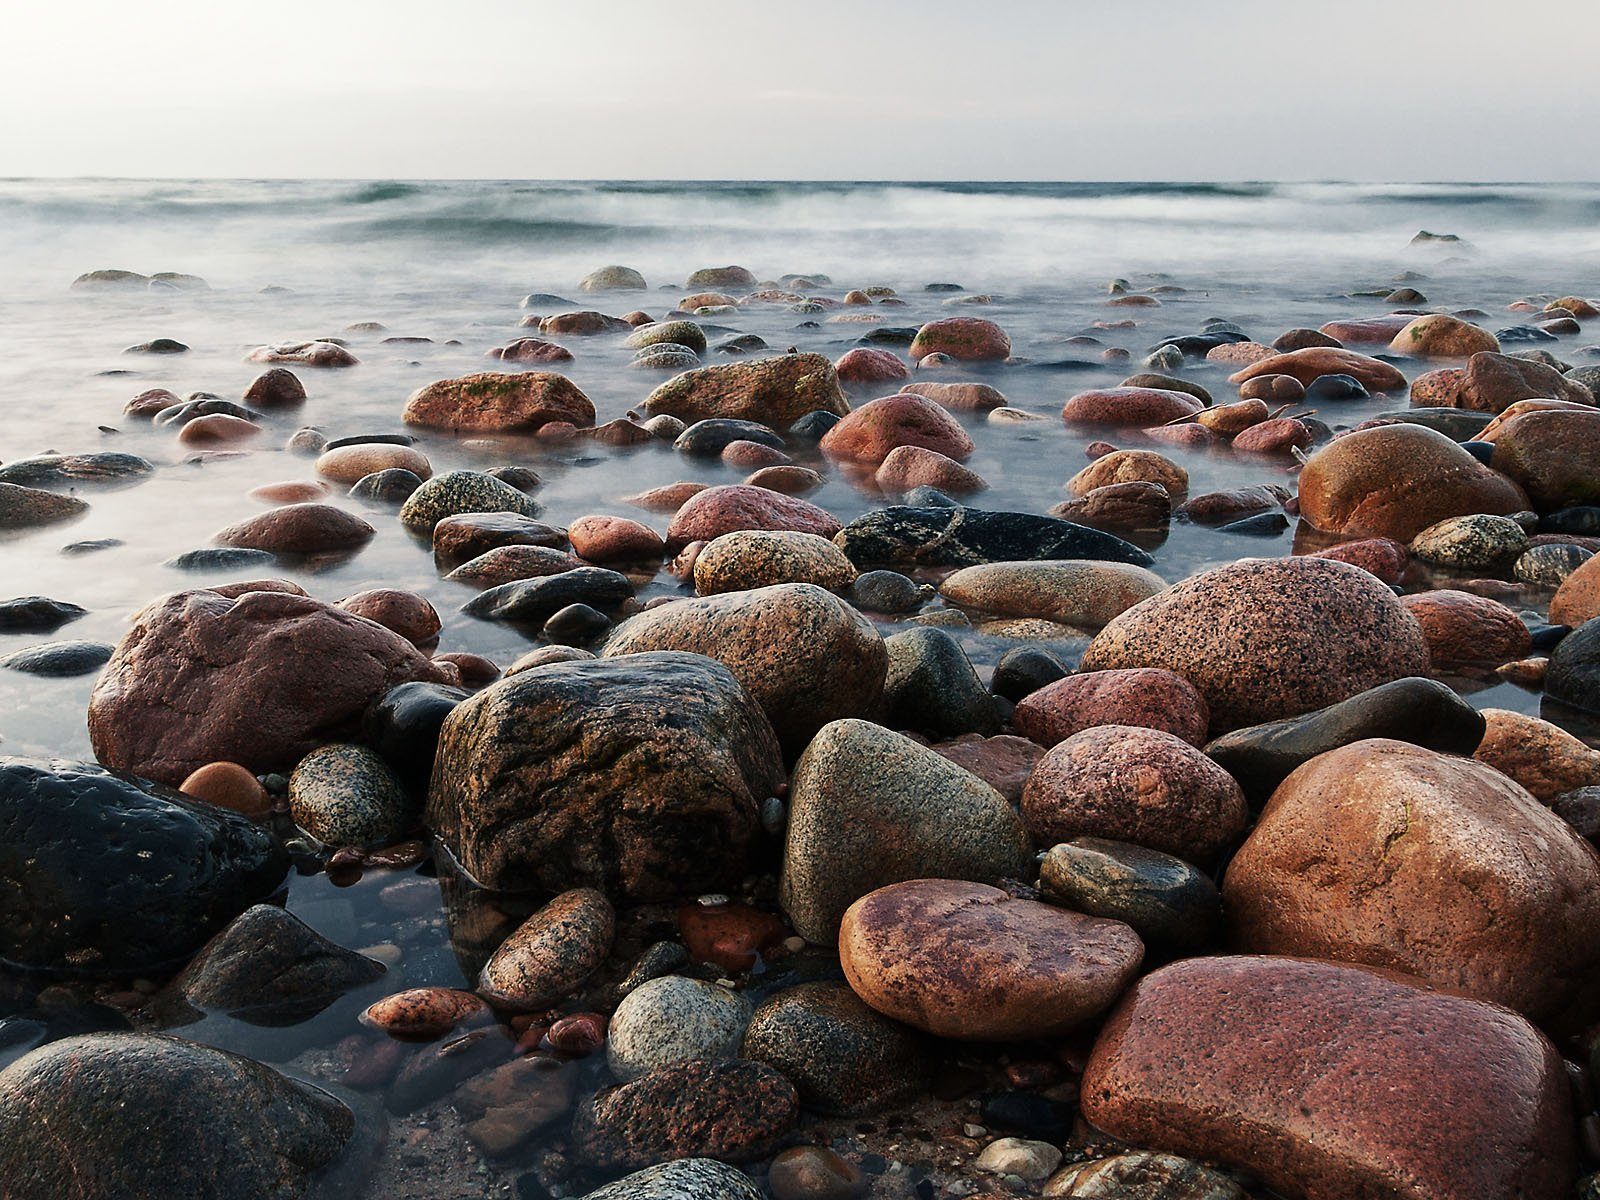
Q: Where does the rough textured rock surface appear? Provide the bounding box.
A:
[0,1033,355,1200]
[579,1159,764,1200]
[835,506,1153,569]
[1227,346,1407,392]
[402,371,595,432]
[1014,668,1210,747]
[1474,709,1600,801]
[839,879,1144,1040]
[1490,409,1600,511]
[1081,956,1575,1200]
[0,758,288,974]
[1222,739,1600,1025]
[642,353,848,425]
[664,484,841,552]
[692,529,856,595]
[779,719,1033,942]
[938,561,1166,630]
[427,652,783,898]
[88,588,453,785]
[1080,557,1430,731]
[602,583,886,754]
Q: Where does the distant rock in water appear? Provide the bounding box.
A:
[834,505,1153,569]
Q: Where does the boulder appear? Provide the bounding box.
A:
[835,506,1152,569]
[1398,590,1532,665]
[0,758,288,974]
[1552,551,1600,627]
[1081,956,1574,1200]
[1227,347,1407,392]
[779,719,1033,942]
[1443,351,1594,414]
[426,652,783,898]
[642,353,849,426]
[664,484,841,552]
[692,530,856,595]
[1474,708,1600,801]
[1067,450,1187,498]
[1490,409,1600,510]
[1079,557,1430,731]
[88,588,454,785]
[402,372,594,432]
[602,583,886,754]
[819,393,974,464]
[908,317,1011,362]
[839,879,1143,1040]
[1387,314,1499,358]
[1222,739,1600,1024]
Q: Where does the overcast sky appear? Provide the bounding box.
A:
[4,0,1596,180]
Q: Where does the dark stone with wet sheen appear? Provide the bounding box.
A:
[362,681,470,789]
[835,505,1153,569]
[1039,837,1220,950]
[461,566,634,624]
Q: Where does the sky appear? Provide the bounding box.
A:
[3,0,1597,181]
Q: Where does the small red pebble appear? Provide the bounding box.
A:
[544,1012,607,1057]
[1086,441,1119,459]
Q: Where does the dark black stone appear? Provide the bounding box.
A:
[979,1091,1073,1141]
[1459,440,1495,466]
[882,627,1000,739]
[1216,512,1290,537]
[847,570,925,615]
[1370,407,1493,440]
[0,597,87,633]
[856,327,919,346]
[0,758,289,974]
[1204,677,1486,806]
[323,432,416,450]
[1305,373,1369,402]
[349,468,423,503]
[788,410,842,440]
[1530,624,1571,652]
[0,454,154,488]
[1496,325,1559,344]
[924,283,964,292]
[164,546,276,570]
[462,566,634,624]
[991,646,1069,703]
[715,334,768,355]
[123,338,189,354]
[1145,332,1245,358]
[1541,508,1600,536]
[835,506,1153,569]
[544,602,613,643]
[1547,618,1600,715]
[900,486,960,509]
[1553,786,1600,847]
[673,419,784,456]
[1020,358,1100,373]
[387,1027,514,1115]
[1039,837,1220,950]
[0,640,113,677]
[363,681,470,789]
[60,539,122,556]
[488,465,541,492]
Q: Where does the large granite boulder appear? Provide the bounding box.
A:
[1079,557,1430,732]
[0,1033,355,1200]
[0,758,288,975]
[779,719,1033,942]
[1081,956,1574,1200]
[426,652,783,899]
[1489,408,1600,511]
[88,587,455,785]
[642,353,849,426]
[402,371,594,433]
[602,583,886,754]
[1222,739,1600,1025]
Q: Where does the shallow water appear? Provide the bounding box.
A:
[2,178,1598,1192]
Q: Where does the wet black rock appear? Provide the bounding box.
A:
[741,980,929,1116]
[164,546,276,570]
[1305,373,1369,402]
[154,399,258,427]
[387,1026,515,1115]
[883,626,1001,738]
[349,468,424,502]
[1217,512,1290,537]
[1542,508,1600,536]
[992,646,1070,703]
[1371,407,1493,440]
[0,1032,354,1200]
[847,569,926,614]
[788,410,842,440]
[901,486,960,509]
[160,904,383,1026]
[124,337,189,354]
[324,432,417,450]
[0,452,154,488]
[674,419,785,456]
[0,639,113,676]
[362,680,470,789]
[1204,676,1486,806]
[461,566,634,625]
[857,326,920,345]
[1497,325,1559,344]
[716,333,769,355]
[980,1091,1074,1141]
[835,506,1154,569]
[0,596,87,633]
[0,758,289,974]
[1547,619,1600,715]
[1460,440,1495,466]
[544,602,614,643]
[1039,837,1221,950]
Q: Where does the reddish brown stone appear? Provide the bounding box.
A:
[1050,482,1171,533]
[907,317,1011,362]
[316,443,432,483]
[664,484,841,552]
[402,372,594,433]
[1175,485,1289,525]
[1228,347,1407,393]
[1297,424,1528,541]
[1142,423,1218,448]
[1490,409,1600,510]
[538,310,631,335]
[1081,955,1576,1200]
[623,481,709,512]
[1552,551,1600,627]
[874,445,986,494]
[642,354,849,426]
[1066,450,1186,498]
[1013,669,1210,748]
[923,733,1045,803]
[676,900,788,972]
[567,515,665,563]
[431,513,567,567]
[1231,417,1311,454]
[213,503,374,555]
[1437,352,1594,414]
[1307,537,1410,584]
[488,337,574,364]
[87,589,454,785]
[177,414,261,445]
[125,388,182,417]
[1475,708,1600,800]
[362,987,487,1039]
[1223,739,1600,1023]
[1399,589,1531,665]
[179,761,272,818]
[1061,388,1203,426]
[243,367,307,408]
[839,879,1143,1040]
[248,480,328,505]
[1201,397,1272,432]
[834,347,910,389]
[744,465,824,494]
[1408,367,1470,407]
[1204,342,1275,365]
[1022,725,1246,860]
[720,439,788,469]
[337,588,441,647]
[819,393,974,465]
[1318,314,1416,343]
[900,381,1007,412]
[479,889,614,1010]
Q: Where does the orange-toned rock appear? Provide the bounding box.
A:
[874,445,987,494]
[180,761,272,818]
[446,544,583,587]
[1066,450,1186,498]
[568,515,666,562]
[316,442,433,484]
[623,481,709,512]
[1223,739,1600,1023]
[840,879,1143,1040]
[1548,296,1598,318]
[1552,551,1600,627]
[362,987,488,1038]
[402,372,594,433]
[1051,482,1172,533]
[680,291,736,310]
[642,354,849,426]
[721,440,788,469]
[1081,557,1429,731]
[178,414,261,445]
[538,310,631,336]
[1318,314,1416,344]
[1489,409,1600,511]
[834,347,910,389]
[1022,725,1246,860]
[1231,417,1310,454]
[1306,537,1410,584]
[1388,315,1499,358]
[937,560,1166,629]
[1236,375,1303,404]
[1480,398,1598,441]
[1062,388,1202,426]
[900,381,1007,412]
[819,393,974,465]
[1013,669,1209,748]
[1205,399,1271,433]
[479,888,615,1011]
[1081,955,1576,1200]
[338,588,442,647]
[1297,424,1527,541]
[907,317,1011,362]
[1423,352,1595,414]
[744,465,824,495]
[213,503,375,555]
[677,900,788,973]
[664,484,841,552]
[1408,367,1470,407]
[1399,590,1530,666]
[1228,347,1406,393]
[249,480,329,505]
[1474,708,1600,800]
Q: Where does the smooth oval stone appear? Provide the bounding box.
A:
[0,453,154,488]
[0,483,88,529]
[288,743,414,847]
[324,432,416,450]
[1039,838,1220,949]
[992,646,1070,702]
[0,596,87,633]
[362,987,488,1038]
[675,418,785,456]
[1204,676,1487,806]
[882,626,1001,738]
[1516,543,1593,587]
[0,639,113,677]
[399,470,540,534]
[579,1159,765,1200]
[479,888,614,1011]
[461,566,633,624]
[1547,618,1600,714]
[362,681,469,788]
[544,602,614,642]
[155,398,258,427]
[606,976,752,1082]
[1410,513,1528,568]
[164,547,276,571]
[788,409,842,440]
[349,467,423,502]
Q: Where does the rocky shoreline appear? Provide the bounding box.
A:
[5,259,1600,1200]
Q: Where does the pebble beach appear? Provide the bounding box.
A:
[3,179,1600,1200]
